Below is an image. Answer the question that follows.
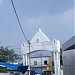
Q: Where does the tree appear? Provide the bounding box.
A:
[0,46,19,63]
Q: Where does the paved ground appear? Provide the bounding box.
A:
[0,73,9,75]
[0,70,63,75]
[53,70,63,75]
[61,70,63,75]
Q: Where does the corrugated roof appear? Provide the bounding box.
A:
[62,36,75,51]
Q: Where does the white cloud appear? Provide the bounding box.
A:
[22,7,74,33]
[57,8,74,25]
[24,16,44,25]
[31,8,73,25]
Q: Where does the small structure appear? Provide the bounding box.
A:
[30,55,52,71]
[21,28,60,75]
[62,36,75,75]
[0,61,28,74]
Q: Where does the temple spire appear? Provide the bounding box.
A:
[39,28,42,32]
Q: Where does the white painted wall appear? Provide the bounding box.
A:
[30,57,49,66]
[21,29,60,75]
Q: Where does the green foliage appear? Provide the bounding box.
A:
[0,46,19,63]
[0,67,10,72]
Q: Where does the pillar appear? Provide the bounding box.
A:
[53,52,58,75]
[56,52,60,75]
[23,54,25,65]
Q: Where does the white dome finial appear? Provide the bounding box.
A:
[39,28,41,32]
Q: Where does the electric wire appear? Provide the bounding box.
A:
[10,0,49,58]
[30,44,40,56]
[10,0,40,58]
[10,0,36,51]
[10,1,54,71]
[10,0,28,43]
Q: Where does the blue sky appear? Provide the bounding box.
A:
[0,0,74,53]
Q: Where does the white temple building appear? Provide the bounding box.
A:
[31,28,50,43]
[21,28,60,75]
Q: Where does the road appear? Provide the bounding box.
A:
[53,70,63,75]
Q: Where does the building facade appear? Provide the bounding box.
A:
[30,56,52,70]
[62,36,75,75]
[21,28,60,75]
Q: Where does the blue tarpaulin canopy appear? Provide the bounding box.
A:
[31,68,44,74]
[0,62,28,74]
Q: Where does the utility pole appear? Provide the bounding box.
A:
[28,40,31,75]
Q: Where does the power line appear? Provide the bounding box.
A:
[10,1,38,74]
[10,0,28,43]
[10,0,45,69]
[10,0,40,55]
